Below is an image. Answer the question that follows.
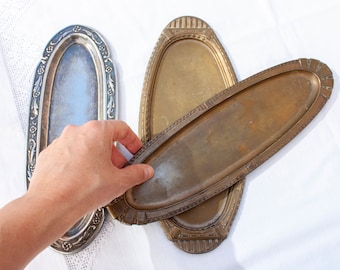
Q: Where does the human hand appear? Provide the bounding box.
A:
[27,120,154,225]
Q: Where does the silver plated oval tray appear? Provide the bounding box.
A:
[109,58,333,225]
[26,25,118,253]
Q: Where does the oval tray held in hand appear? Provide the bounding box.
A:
[26,25,118,253]
[109,58,333,224]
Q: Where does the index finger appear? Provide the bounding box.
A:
[104,120,143,154]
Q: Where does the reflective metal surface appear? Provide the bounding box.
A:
[134,16,244,253]
[26,25,118,253]
[108,58,333,225]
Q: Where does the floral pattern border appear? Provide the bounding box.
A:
[26,25,117,253]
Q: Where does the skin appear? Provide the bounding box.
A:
[0,120,154,270]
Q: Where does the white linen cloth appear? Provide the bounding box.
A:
[1,0,340,269]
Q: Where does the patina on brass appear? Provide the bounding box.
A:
[26,25,118,253]
[139,16,244,253]
[108,58,333,225]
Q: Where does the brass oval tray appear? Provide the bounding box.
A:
[108,58,333,224]
[135,15,244,253]
[26,25,118,253]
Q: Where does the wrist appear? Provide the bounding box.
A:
[0,192,76,270]
[24,188,84,237]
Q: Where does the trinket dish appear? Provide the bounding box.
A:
[132,16,244,253]
[26,25,118,253]
[108,58,333,225]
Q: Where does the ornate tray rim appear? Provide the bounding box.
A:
[26,25,118,254]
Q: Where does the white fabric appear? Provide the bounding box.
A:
[1,0,340,269]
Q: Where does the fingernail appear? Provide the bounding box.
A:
[144,166,154,179]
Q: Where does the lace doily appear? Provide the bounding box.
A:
[64,218,115,270]
[0,0,36,135]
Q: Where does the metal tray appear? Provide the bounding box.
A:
[108,58,333,224]
[26,25,118,253]
[133,15,244,253]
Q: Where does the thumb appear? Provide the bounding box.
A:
[121,164,154,187]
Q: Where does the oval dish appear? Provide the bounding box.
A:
[26,25,118,253]
[109,58,333,224]
[132,15,244,254]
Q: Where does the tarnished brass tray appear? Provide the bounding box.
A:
[26,25,118,253]
[108,58,333,224]
[136,16,244,253]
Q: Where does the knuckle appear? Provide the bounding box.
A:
[84,120,102,130]
[62,124,77,135]
[82,120,104,142]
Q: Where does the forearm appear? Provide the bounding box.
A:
[0,192,79,270]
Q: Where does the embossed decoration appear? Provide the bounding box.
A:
[26,25,117,253]
[50,208,105,254]
[108,58,333,225]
